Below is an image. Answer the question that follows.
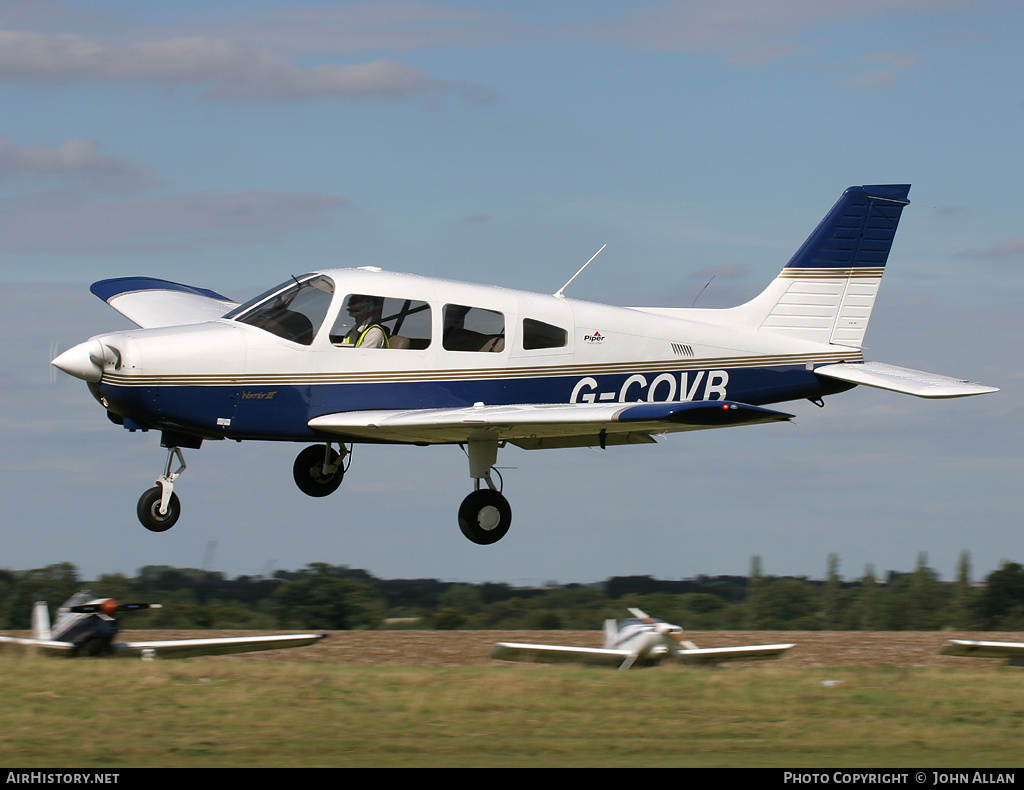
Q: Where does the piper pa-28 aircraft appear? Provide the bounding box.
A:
[941,640,1024,667]
[52,184,997,544]
[0,590,327,659]
[491,608,794,669]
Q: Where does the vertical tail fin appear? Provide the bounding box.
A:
[603,618,619,649]
[32,600,52,640]
[739,184,911,346]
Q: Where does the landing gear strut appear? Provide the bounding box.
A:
[293,443,348,497]
[458,439,512,544]
[137,445,185,532]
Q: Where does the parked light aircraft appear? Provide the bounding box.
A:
[0,590,327,659]
[491,608,794,669]
[941,640,1024,667]
[52,184,997,544]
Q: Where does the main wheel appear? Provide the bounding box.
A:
[137,486,181,532]
[458,489,512,545]
[293,445,344,497]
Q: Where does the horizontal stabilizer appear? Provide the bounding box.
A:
[91,277,237,329]
[815,361,998,398]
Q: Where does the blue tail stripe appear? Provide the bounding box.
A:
[784,184,910,270]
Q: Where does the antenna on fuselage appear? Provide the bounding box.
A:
[554,244,606,299]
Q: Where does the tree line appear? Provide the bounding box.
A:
[1,552,1022,632]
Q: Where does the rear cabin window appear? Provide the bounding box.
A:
[442,304,505,352]
[522,318,567,350]
[331,295,432,350]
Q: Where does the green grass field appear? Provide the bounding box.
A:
[2,656,1022,768]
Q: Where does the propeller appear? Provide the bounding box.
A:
[627,607,698,651]
[65,599,163,616]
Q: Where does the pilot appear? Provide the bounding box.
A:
[340,294,389,348]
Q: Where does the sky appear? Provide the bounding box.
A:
[1,0,1021,587]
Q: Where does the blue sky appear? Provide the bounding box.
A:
[1,0,1021,587]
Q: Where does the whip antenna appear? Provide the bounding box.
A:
[554,244,606,299]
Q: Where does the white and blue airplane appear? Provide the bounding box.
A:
[941,640,1024,667]
[492,608,795,669]
[0,590,327,659]
[52,184,997,544]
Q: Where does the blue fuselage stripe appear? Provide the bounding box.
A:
[97,364,832,441]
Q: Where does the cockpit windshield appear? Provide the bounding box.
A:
[224,274,335,346]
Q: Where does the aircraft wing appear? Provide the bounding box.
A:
[941,640,1024,666]
[0,635,76,654]
[110,633,328,659]
[815,361,998,398]
[309,400,793,449]
[90,277,238,329]
[491,642,636,668]
[675,643,795,666]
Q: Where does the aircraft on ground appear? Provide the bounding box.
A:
[52,184,997,544]
[0,590,327,659]
[491,607,794,669]
[941,640,1024,667]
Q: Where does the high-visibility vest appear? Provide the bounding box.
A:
[342,323,390,348]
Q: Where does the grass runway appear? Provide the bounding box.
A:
[2,640,1024,768]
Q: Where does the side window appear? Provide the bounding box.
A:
[443,304,505,352]
[331,295,431,350]
[522,318,567,350]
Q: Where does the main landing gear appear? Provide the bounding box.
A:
[457,439,512,545]
[292,438,513,545]
[292,443,348,497]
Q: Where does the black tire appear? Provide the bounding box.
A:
[293,445,344,497]
[137,486,180,532]
[458,489,512,545]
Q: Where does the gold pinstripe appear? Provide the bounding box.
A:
[777,268,884,279]
[101,349,863,387]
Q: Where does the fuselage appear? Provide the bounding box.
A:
[85,267,859,444]
[50,594,120,656]
[606,617,681,664]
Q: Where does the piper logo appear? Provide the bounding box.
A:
[583,331,605,344]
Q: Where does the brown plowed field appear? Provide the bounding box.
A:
[116,629,1024,669]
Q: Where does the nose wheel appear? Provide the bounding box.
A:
[459,439,512,544]
[137,486,181,532]
[137,445,185,532]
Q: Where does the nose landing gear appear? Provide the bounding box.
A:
[137,445,185,532]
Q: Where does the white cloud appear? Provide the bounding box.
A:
[0,189,349,254]
[592,0,967,53]
[0,26,484,100]
[956,237,1024,259]
[0,138,157,192]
